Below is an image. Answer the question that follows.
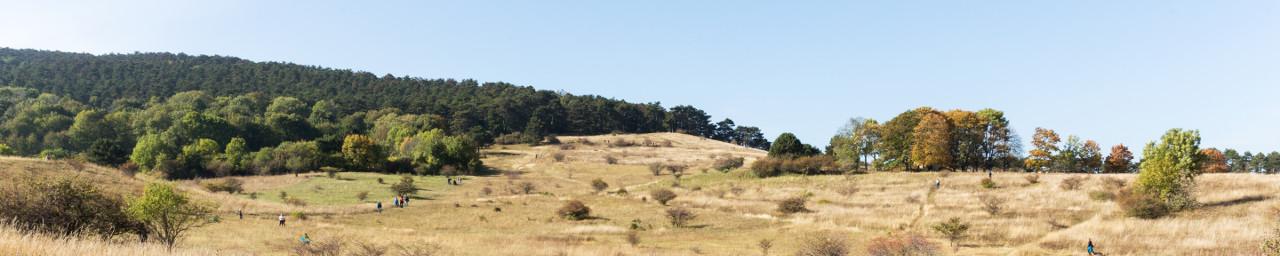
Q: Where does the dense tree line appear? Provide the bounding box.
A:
[0,48,768,148]
[826,107,1020,172]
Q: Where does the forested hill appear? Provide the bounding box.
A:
[0,48,768,146]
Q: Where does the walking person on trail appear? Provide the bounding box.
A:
[376,201,382,213]
[934,178,941,189]
[278,213,286,226]
[300,233,311,246]
[1087,239,1096,255]
[238,209,243,220]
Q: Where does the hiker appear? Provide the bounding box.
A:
[988,170,993,179]
[238,209,243,220]
[392,197,400,208]
[278,213,286,226]
[403,195,410,205]
[934,179,941,189]
[300,233,311,246]
[1088,239,1096,255]
[446,177,452,185]
[376,201,382,213]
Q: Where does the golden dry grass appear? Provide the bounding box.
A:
[2,133,1279,255]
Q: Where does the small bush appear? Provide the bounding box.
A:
[979,195,1004,215]
[1024,174,1040,185]
[1060,175,1086,190]
[590,178,609,193]
[323,167,340,178]
[626,231,641,247]
[1263,227,1280,256]
[836,183,859,197]
[290,211,307,220]
[648,163,665,176]
[0,175,136,239]
[544,136,561,145]
[285,197,308,206]
[518,181,536,194]
[932,217,970,252]
[481,187,493,196]
[750,156,838,177]
[795,231,849,256]
[1099,176,1126,190]
[202,178,244,194]
[712,157,745,172]
[651,189,677,205]
[1117,188,1169,219]
[604,155,618,165]
[609,139,634,147]
[376,177,384,184]
[552,152,566,162]
[1088,190,1115,201]
[557,200,591,220]
[980,177,997,189]
[778,196,809,214]
[390,176,419,195]
[356,191,369,202]
[665,207,696,228]
[119,161,139,176]
[866,232,939,256]
[758,238,774,256]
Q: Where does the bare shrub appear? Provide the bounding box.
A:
[758,238,774,256]
[557,144,575,150]
[557,200,591,220]
[285,197,308,206]
[394,243,444,256]
[1060,175,1086,190]
[649,163,665,176]
[651,189,677,205]
[836,183,859,197]
[292,235,344,256]
[518,181,536,194]
[866,232,939,256]
[1024,174,1040,185]
[665,207,696,228]
[590,178,609,193]
[979,195,1005,215]
[349,240,388,256]
[604,155,618,165]
[609,139,635,147]
[796,231,849,256]
[355,191,369,202]
[712,157,745,172]
[552,152,566,162]
[1088,190,1115,201]
[202,178,244,194]
[1117,188,1168,219]
[626,231,641,247]
[778,196,809,214]
[1099,176,1126,190]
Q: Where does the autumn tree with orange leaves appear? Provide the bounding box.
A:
[1024,127,1060,172]
[1104,144,1134,173]
[1199,148,1228,173]
[910,111,952,170]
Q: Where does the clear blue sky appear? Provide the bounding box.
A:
[4,1,1278,154]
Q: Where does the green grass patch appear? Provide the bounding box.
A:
[243,172,454,205]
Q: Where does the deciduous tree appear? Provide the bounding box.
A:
[1024,128,1059,172]
[1199,148,1228,173]
[910,111,952,170]
[1104,144,1133,173]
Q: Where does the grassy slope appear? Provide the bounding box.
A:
[2,133,1278,255]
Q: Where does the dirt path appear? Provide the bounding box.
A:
[906,185,938,229]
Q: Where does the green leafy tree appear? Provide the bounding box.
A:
[877,108,924,170]
[945,110,983,171]
[86,139,129,166]
[1135,128,1202,211]
[976,108,1016,170]
[341,134,384,171]
[666,105,712,137]
[223,137,248,169]
[126,182,212,250]
[768,133,813,158]
[130,133,171,171]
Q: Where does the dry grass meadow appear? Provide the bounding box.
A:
[1,133,1278,255]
